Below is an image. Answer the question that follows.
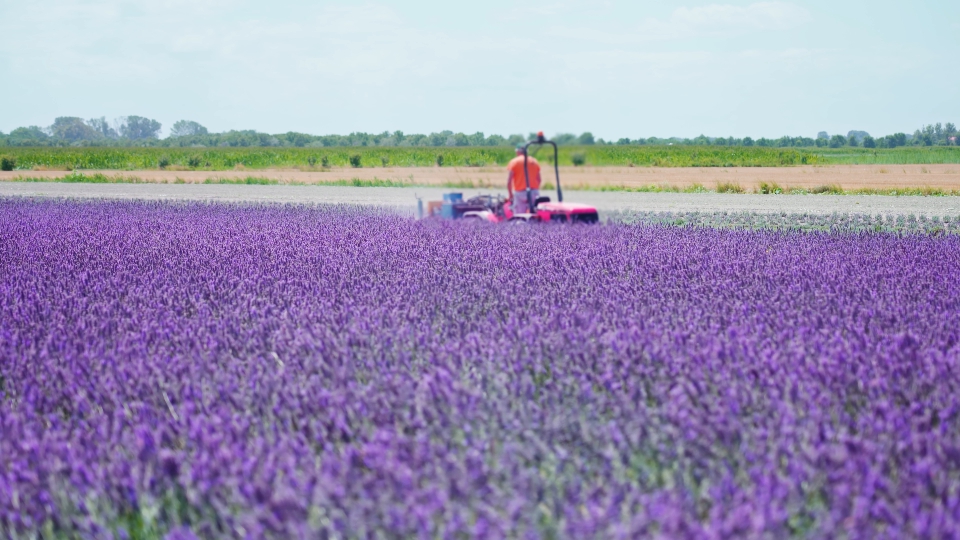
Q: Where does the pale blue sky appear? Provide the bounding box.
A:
[1,0,956,139]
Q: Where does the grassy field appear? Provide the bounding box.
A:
[3,146,959,171]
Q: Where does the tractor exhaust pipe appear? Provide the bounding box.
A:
[523,131,562,213]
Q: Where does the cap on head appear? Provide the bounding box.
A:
[516,145,525,154]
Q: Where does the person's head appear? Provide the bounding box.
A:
[515,145,525,156]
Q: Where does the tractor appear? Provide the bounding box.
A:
[420,132,599,224]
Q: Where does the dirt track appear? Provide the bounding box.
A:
[5,164,960,191]
[3,183,959,218]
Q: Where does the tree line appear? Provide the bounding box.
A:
[618,125,956,149]
[1,116,956,149]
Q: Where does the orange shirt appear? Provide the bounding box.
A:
[507,156,541,191]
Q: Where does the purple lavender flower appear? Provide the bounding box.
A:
[1,199,959,538]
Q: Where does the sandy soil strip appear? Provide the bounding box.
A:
[5,164,960,191]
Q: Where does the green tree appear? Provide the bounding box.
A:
[829,134,847,148]
[485,134,506,146]
[577,132,595,145]
[87,117,118,138]
[467,132,486,146]
[6,126,49,146]
[945,123,957,145]
[277,132,313,147]
[846,130,870,145]
[447,133,469,146]
[428,131,450,146]
[402,134,426,146]
[742,137,754,147]
[120,116,162,140]
[49,117,102,142]
[170,120,208,138]
[862,135,876,148]
[912,129,923,145]
[553,133,577,145]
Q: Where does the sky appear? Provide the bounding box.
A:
[0,0,957,140]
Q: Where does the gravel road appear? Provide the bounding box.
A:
[2,182,958,217]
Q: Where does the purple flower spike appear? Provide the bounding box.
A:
[1,199,959,538]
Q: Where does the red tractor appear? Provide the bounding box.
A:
[422,133,600,224]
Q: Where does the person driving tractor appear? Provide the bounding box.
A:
[506,145,542,214]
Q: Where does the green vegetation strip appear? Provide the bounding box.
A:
[2,146,960,171]
[7,173,960,196]
[7,173,491,190]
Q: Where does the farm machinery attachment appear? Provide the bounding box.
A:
[420,132,599,224]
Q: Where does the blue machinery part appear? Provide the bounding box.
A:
[441,192,463,219]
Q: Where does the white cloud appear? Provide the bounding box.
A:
[0,0,952,138]
[0,2,487,89]
[0,0,537,133]
[0,1,812,86]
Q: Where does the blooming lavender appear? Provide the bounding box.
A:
[1,199,959,539]
[615,210,960,235]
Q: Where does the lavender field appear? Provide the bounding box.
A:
[2,199,960,539]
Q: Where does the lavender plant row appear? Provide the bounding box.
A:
[2,199,960,539]
[615,210,960,235]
